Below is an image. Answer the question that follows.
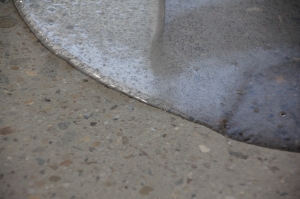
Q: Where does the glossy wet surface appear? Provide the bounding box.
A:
[14,0,300,152]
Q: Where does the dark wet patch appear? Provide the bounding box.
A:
[0,17,17,28]
[226,60,300,151]
[150,0,300,152]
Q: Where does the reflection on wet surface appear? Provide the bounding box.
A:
[14,0,300,151]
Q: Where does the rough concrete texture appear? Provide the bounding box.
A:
[1,1,300,199]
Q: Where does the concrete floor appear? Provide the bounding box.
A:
[1,1,300,199]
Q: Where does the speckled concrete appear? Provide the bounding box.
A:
[1,1,300,199]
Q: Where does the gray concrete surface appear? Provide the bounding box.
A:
[1,1,300,199]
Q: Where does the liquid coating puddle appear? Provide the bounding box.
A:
[14,0,300,152]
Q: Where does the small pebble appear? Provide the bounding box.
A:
[58,122,71,130]
[36,157,46,166]
[199,145,210,153]
[0,17,17,28]
[25,70,38,77]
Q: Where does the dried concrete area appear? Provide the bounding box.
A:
[1,1,300,199]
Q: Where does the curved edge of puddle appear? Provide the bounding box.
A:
[12,0,192,123]
[13,1,152,103]
[13,0,300,153]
